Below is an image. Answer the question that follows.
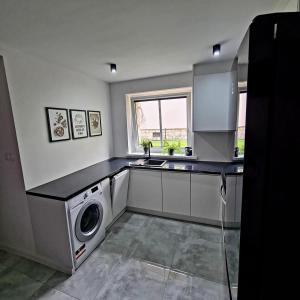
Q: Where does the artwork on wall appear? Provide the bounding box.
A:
[69,109,88,139]
[46,107,70,142]
[87,110,102,137]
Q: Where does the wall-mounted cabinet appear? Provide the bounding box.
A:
[193,62,238,132]
[162,171,190,216]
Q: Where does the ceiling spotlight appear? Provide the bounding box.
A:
[213,44,221,57]
[110,63,117,73]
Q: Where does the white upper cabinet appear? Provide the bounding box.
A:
[193,61,238,132]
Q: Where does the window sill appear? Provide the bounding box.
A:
[232,156,244,162]
[127,152,198,161]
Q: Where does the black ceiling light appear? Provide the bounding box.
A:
[110,63,117,73]
[213,44,221,57]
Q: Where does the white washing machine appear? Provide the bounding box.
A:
[68,182,106,269]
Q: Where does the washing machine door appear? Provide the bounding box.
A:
[75,200,103,242]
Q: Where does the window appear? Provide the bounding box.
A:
[127,89,192,154]
[235,91,247,156]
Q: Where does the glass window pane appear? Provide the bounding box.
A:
[236,92,247,155]
[161,98,187,150]
[135,101,160,147]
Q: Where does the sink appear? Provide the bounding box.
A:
[131,158,167,167]
[144,159,167,167]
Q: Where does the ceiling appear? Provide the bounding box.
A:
[0,0,287,82]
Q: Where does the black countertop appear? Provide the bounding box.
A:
[26,157,243,201]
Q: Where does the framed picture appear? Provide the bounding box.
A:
[87,110,102,137]
[69,109,88,139]
[45,107,70,142]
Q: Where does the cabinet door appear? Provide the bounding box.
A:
[235,175,243,223]
[225,176,236,224]
[191,174,222,222]
[112,170,129,217]
[128,169,162,212]
[193,71,237,131]
[162,171,190,216]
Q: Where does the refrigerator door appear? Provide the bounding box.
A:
[111,170,130,218]
[238,12,300,300]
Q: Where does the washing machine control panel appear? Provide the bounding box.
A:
[68,183,103,209]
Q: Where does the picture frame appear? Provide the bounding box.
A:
[69,109,88,139]
[45,107,70,142]
[87,110,102,137]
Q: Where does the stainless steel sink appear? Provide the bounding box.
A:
[144,159,167,167]
[131,158,167,167]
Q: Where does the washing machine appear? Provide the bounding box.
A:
[68,182,106,269]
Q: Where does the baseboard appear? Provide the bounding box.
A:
[105,208,126,232]
[0,243,74,274]
[126,207,222,228]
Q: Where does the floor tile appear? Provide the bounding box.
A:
[225,245,239,287]
[181,222,222,244]
[149,217,185,235]
[54,252,122,300]
[0,250,21,274]
[191,275,230,300]
[14,258,56,283]
[163,270,192,299]
[95,258,169,300]
[44,271,70,288]
[164,271,230,300]
[30,285,76,300]
[0,213,230,300]
[224,229,240,248]
[172,239,227,284]
[132,223,181,267]
[0,269,42,300]
[116,212,152,228]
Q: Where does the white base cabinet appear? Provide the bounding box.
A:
[162,171,190,216]
[191,174,222,222]
[224,176,237,224]
[235,175,243,223]
[128,169,162,212]
[223,174,243,227]
[128,169,233,226]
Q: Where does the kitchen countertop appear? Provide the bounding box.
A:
[26,157,243,201]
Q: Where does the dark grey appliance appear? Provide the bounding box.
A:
[226,12,300,300]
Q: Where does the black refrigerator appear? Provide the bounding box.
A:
[223,12,300,300]
[237,12,300,300]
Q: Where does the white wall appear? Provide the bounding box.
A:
[0,56,35,254]
[283,0,299,11]
[0,43,113,189]
[110,72,235,161]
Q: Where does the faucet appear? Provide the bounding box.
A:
[148,141,152,159]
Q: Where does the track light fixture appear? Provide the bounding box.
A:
[213,44,221,57]
[110,63,117,73]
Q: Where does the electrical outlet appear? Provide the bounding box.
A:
[4,152,15,162]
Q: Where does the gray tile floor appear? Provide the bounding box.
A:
[0,212,230,300]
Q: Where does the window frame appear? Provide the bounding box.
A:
[127,91,192,154]
[234,87,247,158]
